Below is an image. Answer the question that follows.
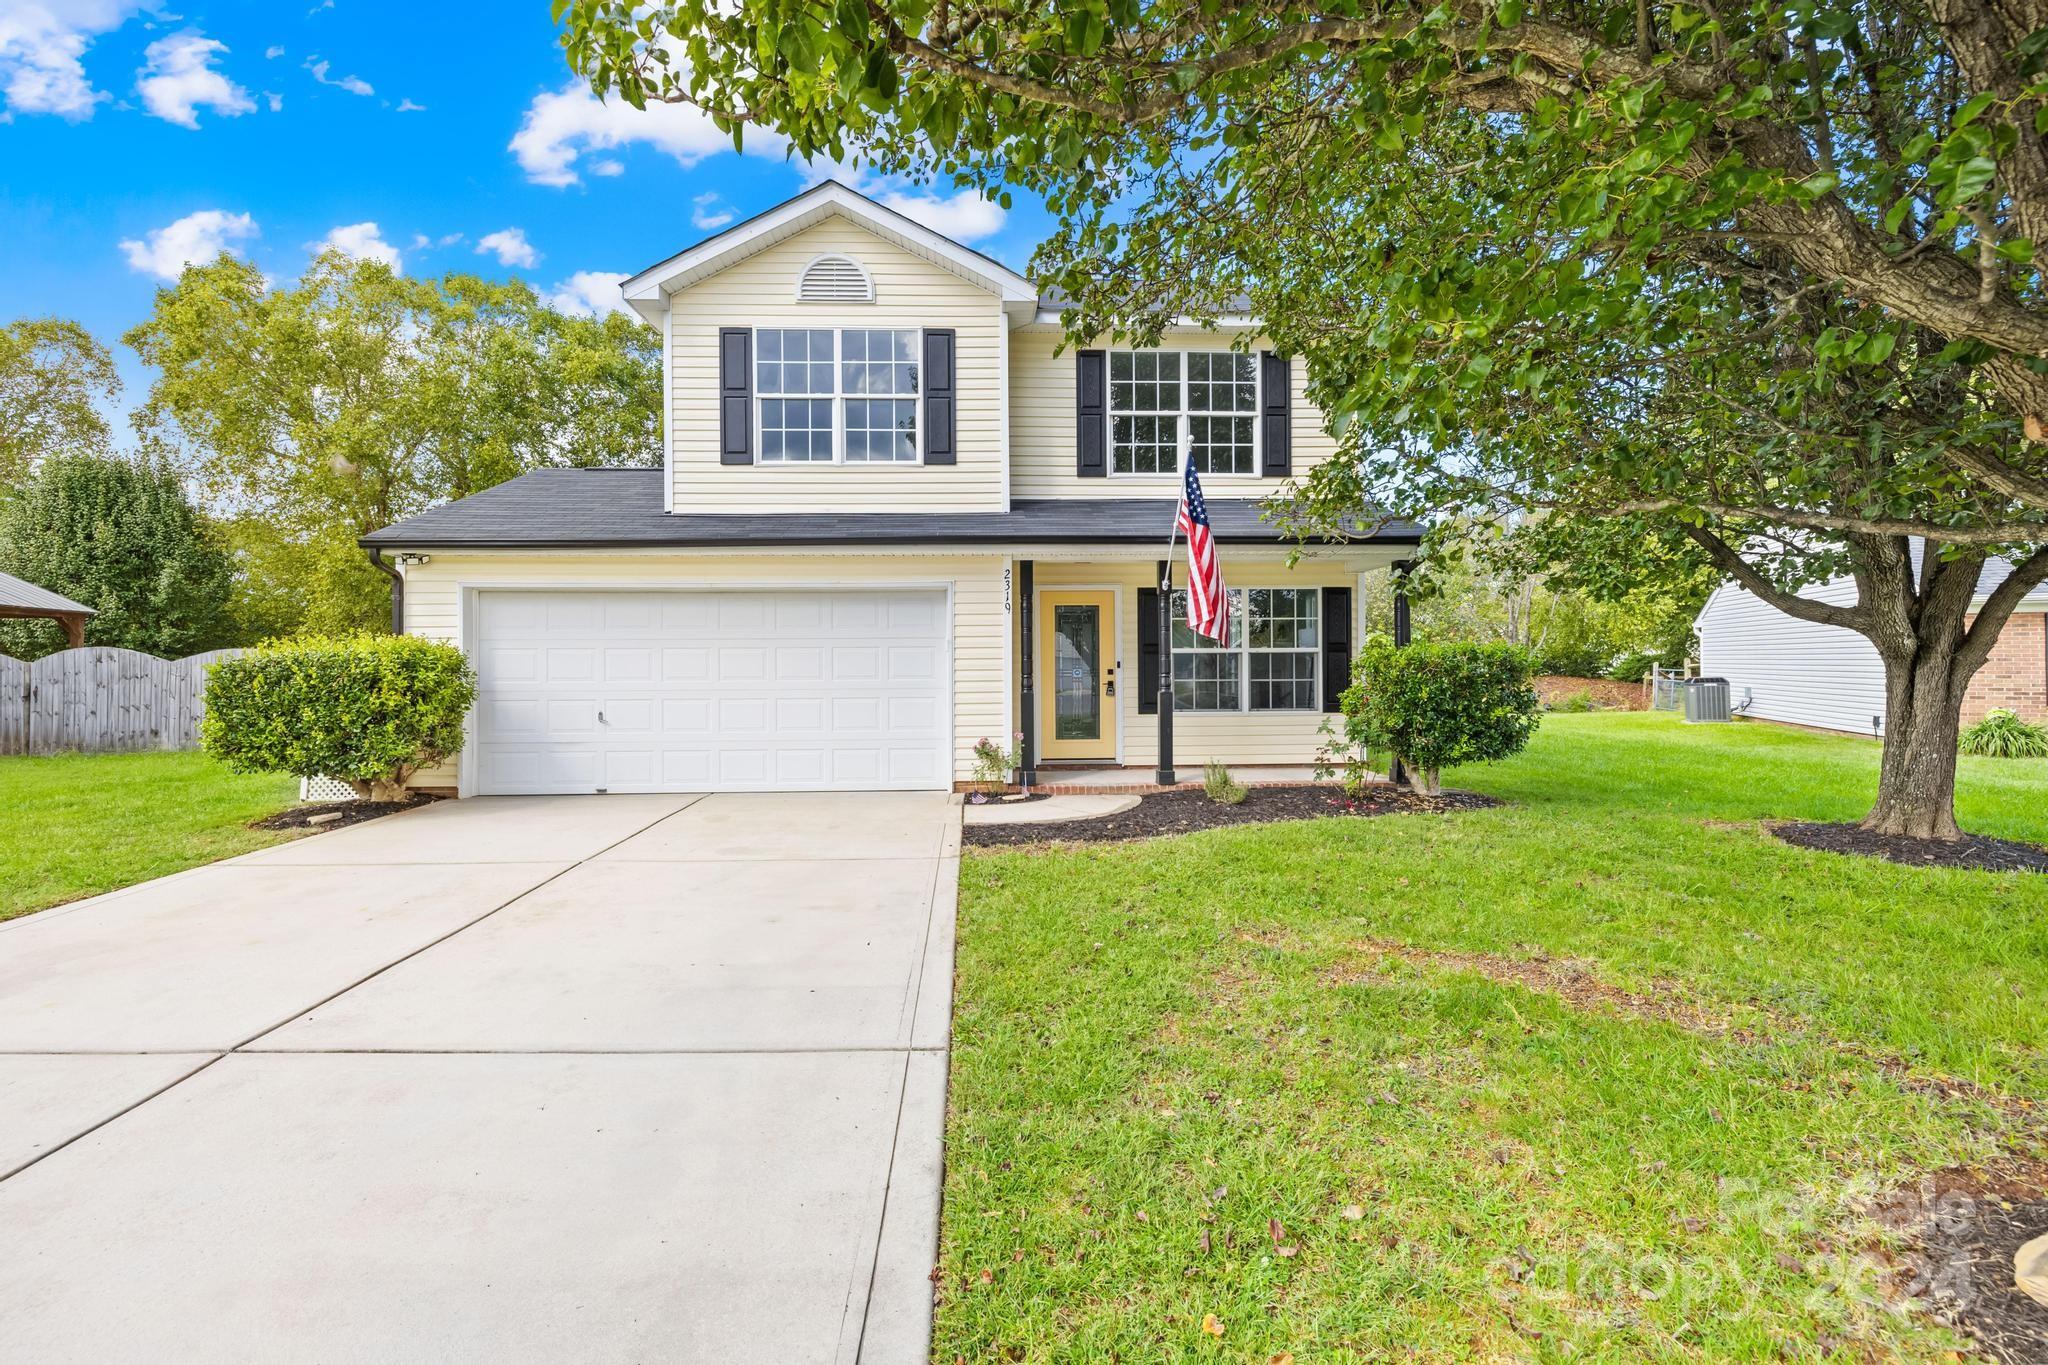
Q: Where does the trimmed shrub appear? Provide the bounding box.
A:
[201,635,476,800]
[1532,642,1611,679]
[1202,760,1248,805]
[1606,650,1663,683]
[1960,708,2048,759]
[1336,640,1539,794]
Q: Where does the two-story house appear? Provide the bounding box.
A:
[361,182,1419,796]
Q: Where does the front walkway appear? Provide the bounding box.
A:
[0,791,959,1363]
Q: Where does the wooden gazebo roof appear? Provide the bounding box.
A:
[0,571,93,649]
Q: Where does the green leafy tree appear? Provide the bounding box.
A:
[0,454,233,660]
[202,635,477,801]
[557,0,2048,841]
[0,318,120,486]
[125,252,661,634]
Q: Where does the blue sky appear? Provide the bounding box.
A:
[0,0,1049,423]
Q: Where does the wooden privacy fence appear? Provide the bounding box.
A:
[0,648,244,756]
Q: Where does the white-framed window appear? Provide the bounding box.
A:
[1111,349,1258,476]
[757,328,837,463]
[756,326,920,464]
[841,328,920,463]
[1170,588,1319,712]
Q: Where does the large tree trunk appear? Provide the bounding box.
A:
[1864,645,1968,841]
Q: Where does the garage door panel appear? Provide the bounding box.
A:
[544,597,604,631]
[603,596,658,630]
[716,646,768,680]
[602,648,654,682]
[774,646,825,679]
[543,648,597,682]
[660,647,711,681]
[474,589,951,795]
[603,750,658,788]
[661,698,713,735]
[776,697,825,731]
[887,595,944,632]
[831,646,882,680]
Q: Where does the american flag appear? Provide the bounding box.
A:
[1177,457,1228,644]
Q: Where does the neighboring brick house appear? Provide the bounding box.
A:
[1964,610,2048,725]
[1695,554,2048,738]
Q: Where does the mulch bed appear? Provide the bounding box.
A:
[963,783,1498,847]
[1877,1161,2048,1364]
[252,794,442,833]
[1773,821,2048,874]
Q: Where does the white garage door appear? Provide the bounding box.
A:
[470,589,952,794]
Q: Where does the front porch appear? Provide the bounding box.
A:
[1009,547,1414,787]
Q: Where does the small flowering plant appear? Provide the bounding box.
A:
[968,732,1024,802]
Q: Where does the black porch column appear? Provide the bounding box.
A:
[1017,559,1037,788]
[1389,559,1412,787]
[1156,559,1176,786]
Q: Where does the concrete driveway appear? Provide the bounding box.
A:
[0,791,959,1363]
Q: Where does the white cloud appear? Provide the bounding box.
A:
[263,90,281,111]
[315,221,401,272]
[264,44,284,59]
[690,192,733,231]
[510,79,782,188]
[588,157,624,177]
[544,270,629,318]
[476,227,539,269]
[791,160,1010,243]
[136,31,254,128]
[304,56,371,97]
[0,0,141,120]
[395,97,423,112]
[119,208,258,279]
[876,189,1006,242]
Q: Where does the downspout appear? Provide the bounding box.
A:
[1389,559,1413,788]
[1018,559,1037,789]
[367,547,403,635]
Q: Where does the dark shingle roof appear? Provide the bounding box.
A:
[360,468,1419,549]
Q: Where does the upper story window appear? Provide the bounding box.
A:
[796,254,874,302]
[756,327,920,464]
[1170,588,1319,711]
[1110,350,1258,476]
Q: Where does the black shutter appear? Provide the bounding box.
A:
[923,329,956,465]
[1260,350,1291,477]
[719,328,752,465]
[1137,586,1160,714]
[1321,586,1352,712]
[1076,349,1107,477]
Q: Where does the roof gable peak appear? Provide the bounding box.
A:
[621,181,1036,322]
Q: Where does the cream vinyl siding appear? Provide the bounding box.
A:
[1008,329,1341,500]
[1030,556,1367,768]
[398,551,1010,789]
[667,220,1006,513]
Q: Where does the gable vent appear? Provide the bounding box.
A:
[796,254,874,303]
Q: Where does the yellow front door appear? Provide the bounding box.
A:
[1038,590,1119,761]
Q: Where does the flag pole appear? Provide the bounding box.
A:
[1157,452,1183,786]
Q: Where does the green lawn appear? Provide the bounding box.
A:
[0,750,300,922]
[940,713,2048,1361]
